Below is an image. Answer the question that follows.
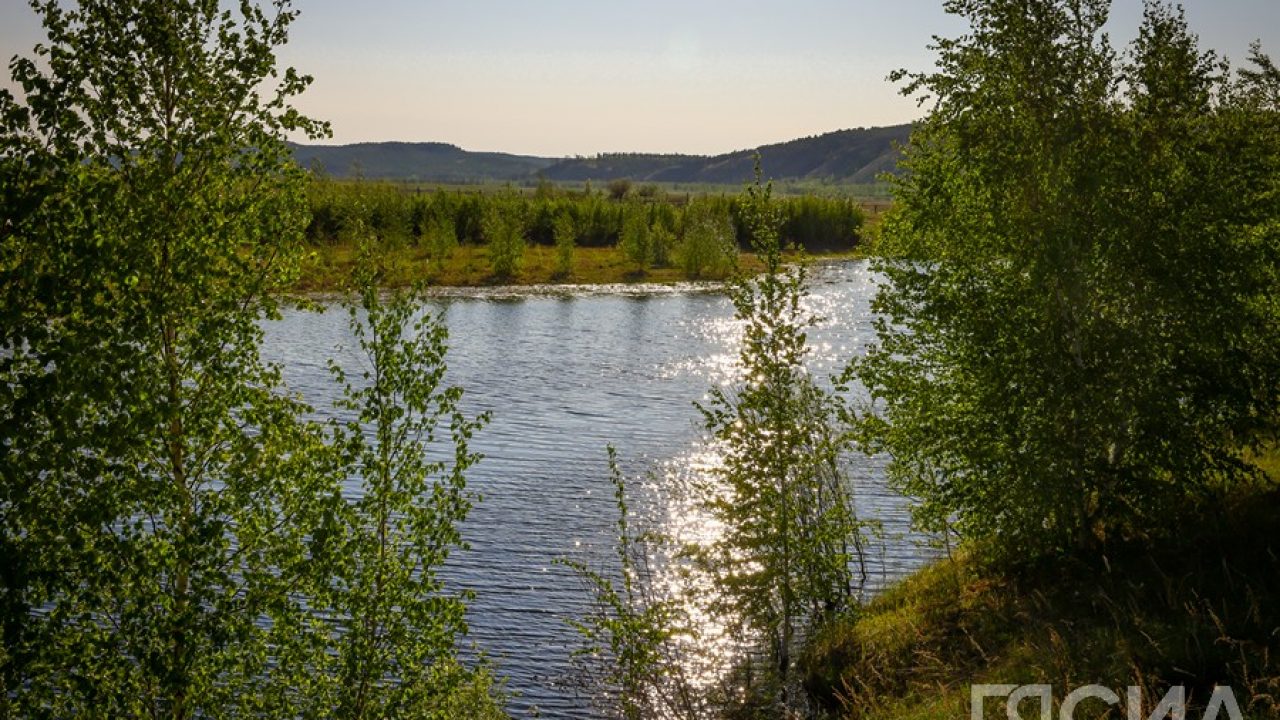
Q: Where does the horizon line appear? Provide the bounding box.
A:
[289,121,919,159]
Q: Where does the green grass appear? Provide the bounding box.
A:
[293,243,859,292]
[802,474,1280,719]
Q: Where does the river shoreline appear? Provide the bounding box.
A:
[293,243,863,294]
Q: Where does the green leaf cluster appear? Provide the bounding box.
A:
[677,198,740,280]
[618,203,654,272]
[858,0,1280,555]
[481,196,525,280]
[308,254,496,719]
[695,161,868,714]
[0,1,503,717]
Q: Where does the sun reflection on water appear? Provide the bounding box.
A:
[656,315,744,388]
[651,444,749,708]
[621,262,938,716]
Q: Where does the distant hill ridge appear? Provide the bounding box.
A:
[289,141,554,183]
[290,123,913,184]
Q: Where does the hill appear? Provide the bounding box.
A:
[289,141,555,183]
[289,124,913,185]
[538,124,911,184]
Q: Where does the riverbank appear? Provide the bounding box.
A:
[294,243,861,292]
[802,470,1280,719]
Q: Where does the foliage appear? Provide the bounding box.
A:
[422,213,459,271]
[559,448,703,720]
[0,2,506,717]
[618,203,653,272]
[695,162,867,715]
[678,198,740,279]
[778,195,865,252]
[481,196,525,279]
[301,179,866,257]
[803,487,1280,719]
[0,0,333,715]
[553,210,577,279]
[607,178,633,200]
[648,225,674,270]
[856,0,1280,555]
[575,192,625,247]
[636,183,664,201]
[308,252,500,718]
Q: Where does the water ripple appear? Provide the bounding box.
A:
[263,261,936,718]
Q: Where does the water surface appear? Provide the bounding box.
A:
[264,261,935,718]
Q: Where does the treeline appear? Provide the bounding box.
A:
[538,125,911,185]
[304,179,866,255]
[287,124,911,185]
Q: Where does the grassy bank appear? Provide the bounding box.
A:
[294,243,862,292]
[295,177,875,291]
[803,475,1280,719]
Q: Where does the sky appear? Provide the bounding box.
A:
[2,0,1278,157]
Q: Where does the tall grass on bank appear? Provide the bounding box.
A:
[802,481,1280,720]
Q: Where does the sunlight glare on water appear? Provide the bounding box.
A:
[263,261,937,718]
[657,313,742,388]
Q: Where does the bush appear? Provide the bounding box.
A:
[607,178,633,200]
[423,214,458,270]
[677,199,738,279]
[553,211,576,279]
[618,203,652,272]
[779,195,864,251]
[482,201,525,279]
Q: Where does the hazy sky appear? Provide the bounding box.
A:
[2,1,1278,156]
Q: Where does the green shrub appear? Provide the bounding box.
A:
[482,201,525,279]
[677,199,738,279]
[618,203,652,272]
[553,211,576,279]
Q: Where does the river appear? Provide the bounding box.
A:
[263,260,936,718]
